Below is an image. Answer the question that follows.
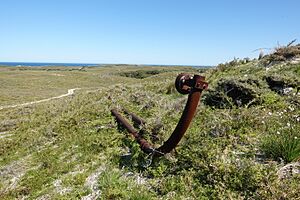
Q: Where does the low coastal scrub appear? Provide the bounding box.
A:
[262,42,300,65]
[0,49,299,199]
[118,69,169,79]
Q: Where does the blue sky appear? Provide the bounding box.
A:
[0,0,299,65]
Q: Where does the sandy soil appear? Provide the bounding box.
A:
[0,88,80,111]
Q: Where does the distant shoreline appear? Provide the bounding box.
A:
[0,61,214,68]
[0,62,100,67]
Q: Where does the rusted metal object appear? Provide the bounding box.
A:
[111,73,208,157]
[123,108,146,125]
[111,109,153,153]
[157,74,207,154]
[123,107,161,141]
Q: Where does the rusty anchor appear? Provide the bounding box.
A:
[111,73,208,157]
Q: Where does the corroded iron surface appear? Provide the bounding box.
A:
[111,73,208,157]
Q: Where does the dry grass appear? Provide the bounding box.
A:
[262,43,300,65]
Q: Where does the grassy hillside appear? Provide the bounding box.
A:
[0,47,299,199]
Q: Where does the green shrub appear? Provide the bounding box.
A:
[263,43,300,64]
[261,92,280,105]
[261,127,300,163]
[119,70,167,79]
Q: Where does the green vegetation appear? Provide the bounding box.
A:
[262,42,300,65]
[0,46,300,199]
[118,69,168,79]
[261,123,300,163]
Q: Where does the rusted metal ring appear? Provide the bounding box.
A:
[175,73,192,94]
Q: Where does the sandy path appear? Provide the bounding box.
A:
[0,131,13,139]
[0,88,80,111]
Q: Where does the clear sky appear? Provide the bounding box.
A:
[0,0,299,65]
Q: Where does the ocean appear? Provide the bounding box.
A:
[0,62,214,68]
[0,62,100,67]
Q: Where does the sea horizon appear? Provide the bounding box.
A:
[0,61,100,67]
[0,61,214,68]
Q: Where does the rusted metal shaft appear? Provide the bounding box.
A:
[111,109,153,153]
[123,108,146,125]
[157,75,207,154]
[157,89,200,153]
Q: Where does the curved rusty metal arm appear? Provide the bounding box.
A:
[157,74,207,154]
[111,73,208,157]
